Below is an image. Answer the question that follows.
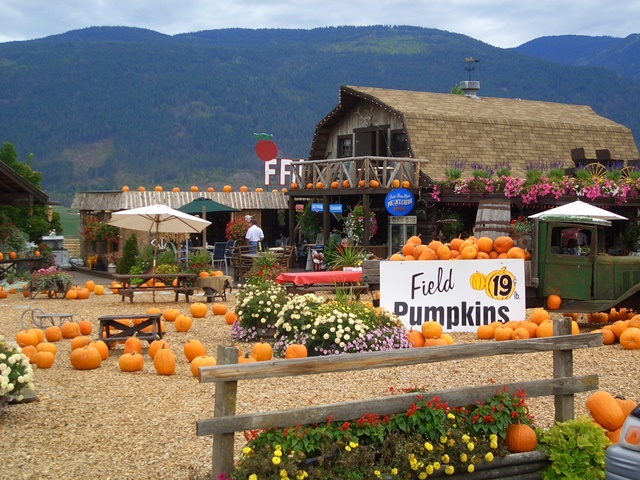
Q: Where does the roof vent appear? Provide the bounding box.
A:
[459,80,480,98]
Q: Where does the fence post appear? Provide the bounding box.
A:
[212,345,238,479]
[553,317,574,422]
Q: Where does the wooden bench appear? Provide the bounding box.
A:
[117,286,195,303]
[20,308,75,329]
[98,313,163,348]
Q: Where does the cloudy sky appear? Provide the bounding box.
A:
[0,0,638,48]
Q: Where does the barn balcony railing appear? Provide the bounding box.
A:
[289,156,427,190]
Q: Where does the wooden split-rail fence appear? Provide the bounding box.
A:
[196,319,601,479]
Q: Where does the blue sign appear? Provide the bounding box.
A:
[311,203,324,212]
[329,204,343,214]
[385,188,414,216]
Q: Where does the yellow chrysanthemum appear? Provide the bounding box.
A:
[468,464,475,473]
[467,442,475,451]
[459,453,468,462]
[447,413,455,419]
[391,468,398,475]
[441,454,450,463]
[349,441,358,448]
[445,465,455,475]
[275,444,282,450]
[249,475,257,480]
[424,442,433,451]
[490,441,498,449]
[447,439,456,447]
[242,447,252,455]
[489,434,498,442]
[373,470,381,477]
[274,450,283,457]
[433,462,441,470]
[418,472,427,479]
[461,434,470,443]
[272,456,282,465]
[439,436,448,444]
[344,445,351,452]
[280,469,288,478]
[426,465,434,474]
[485,452,494,462]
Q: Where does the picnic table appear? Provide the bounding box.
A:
[112,273,197,303]
[195,275,233,302]
[98,313,163,348]
[274,270,368,295]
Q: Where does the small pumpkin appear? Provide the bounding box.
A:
[36,342,57,355]
[60,322,81,339]
[421,321,442,339]
[163,308,181,322]
[71,335,92,350]
[190,355,217,376]
[284,344,308,359]
[184,339,207,362]
[190,302,208,318]
[546,294,562,310]
[94,284,105,295]
[620,327,640,350]
[148,339,170,359]
[251,342,273,362]
[123,334,143,355]
[153,345,176,375]
[407,329,425,347]
[45,325,62,342]
[16,329,39,347]
[238,353,257,364]
[174,314,193,332]
[224,311,238,325]
[89,340,109,360]
[505,423,537,453]
[119,352,145,372]
[35,351,55,369]
[476,324,495,340]
[212,303,228,316]
[21,345,38,363]
[78,319,93,335]
[70,345,102,370]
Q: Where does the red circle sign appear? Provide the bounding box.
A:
[255,139,278,161]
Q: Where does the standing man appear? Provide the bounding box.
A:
[245,218,264,253]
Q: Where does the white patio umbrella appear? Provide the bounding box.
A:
[108,204,211,301]
[528,200,627,221]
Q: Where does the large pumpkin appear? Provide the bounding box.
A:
[36,342,57,355]
[190,355,217,376]
[89,340,109,360]
[45,325,62,342]
[163,308,181,322]
[60,322,81,339]
[71,335,92,350]
[224,311,238,325]
[421,321,442,339]
[78,319,93,335]
[585,391,625,431]
[148,339,170,359]
[119,352,145,372]
[505,423,537,453]
[493,236,515,254]
[16,329,39,347]
[407,329,425,347]
[620,327,640,350]
[183,339,207,362]
[190,303,208,318]
[123,335,143,355]
[153,345,176,375]
[35,351,55,369]
[70,345,102,370]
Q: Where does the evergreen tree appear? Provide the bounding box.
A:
[118,234,139,274]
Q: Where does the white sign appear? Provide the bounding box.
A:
[380,259,526,332]
[389,215,417,225]
[264,158,304,186]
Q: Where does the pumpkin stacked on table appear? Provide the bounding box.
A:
[475,308,580,341]
[389,235,530,261]
[585,390,639,443]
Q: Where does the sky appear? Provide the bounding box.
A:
[0,0,638,48]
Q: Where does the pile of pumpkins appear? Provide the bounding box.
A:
[407,321,455,347]
[585,390,639,443]
[290,178,412,190]
[390,235,529,261]
[475,308,580,341]
[121,185,287,193]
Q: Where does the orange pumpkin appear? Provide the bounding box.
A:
[222,185,232,192]
[620,327,640,350]
[123,335,143,355]
[212,303,228,316]
[35,351,55,369]
[284,344,308,359]
[476,324,496,340]
[505,423,537,453]
[45,326,62,342]
[493,326,514,341]
[493,236,515,254]
[119,352,145,372]
[224,311,238,325]
[89,340,109,360]
[148,339,170,359]
[546,294,562,310]
[421,321,442,339]
[174,315,193,332]
[190,355,217,376]
[163,308,181,322]
[183,339,207,362]
[585,391,625,431]
[78,319,93,335]
[190,302,208,318]
[60,322,81,339]
[407,329,425,347]
[251,342,273,361]
[153,345,176,375]
[70,345,102,370]
[36,342,57,355]
[71,335,92,350]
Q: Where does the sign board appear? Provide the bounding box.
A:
[380,259,526,332]
[385,188,414,216]
[311,203,324,213]
[263,158,304,186]
[389,215,417,225]
[329,204,343,214]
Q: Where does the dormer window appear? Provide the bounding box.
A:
[338,135,353,157]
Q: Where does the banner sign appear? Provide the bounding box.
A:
[380,259,526,332]
[329,204,343,213]
[385,188,414,216]
[311,203,324,212]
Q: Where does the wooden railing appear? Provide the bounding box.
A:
[63,236,81,257]
[196,320,601,478]
[289,156,426,189]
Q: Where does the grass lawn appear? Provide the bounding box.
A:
[53,205,80,236]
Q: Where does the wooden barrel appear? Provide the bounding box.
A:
[473,199,511,240]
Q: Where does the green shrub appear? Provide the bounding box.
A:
[118,234,138,274]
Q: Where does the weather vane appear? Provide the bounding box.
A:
[465,57,480,81]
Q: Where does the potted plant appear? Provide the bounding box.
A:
[343,204,378,246]
[325,245,367,270]
[0,335,35,413]
[230,280,288,342]
[104,251,122,273]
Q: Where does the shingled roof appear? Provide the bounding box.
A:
[311,85,640,179]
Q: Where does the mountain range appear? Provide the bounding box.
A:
[0,25,638,205]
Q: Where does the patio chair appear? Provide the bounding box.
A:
[211,242,228,274]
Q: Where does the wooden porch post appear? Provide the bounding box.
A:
[363,194,370,248]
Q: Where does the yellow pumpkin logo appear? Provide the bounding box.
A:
[484,266,516,301]
[470,271,487,291]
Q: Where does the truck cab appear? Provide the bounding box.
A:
[528,217,640,312]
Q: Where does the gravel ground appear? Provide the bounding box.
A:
[2,284,639,480]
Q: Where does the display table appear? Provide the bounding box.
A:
[195,275,233,302]
[112,273,196,303]
[98,313,163,348]
[274,270,367,295]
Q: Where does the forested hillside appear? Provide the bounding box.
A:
[1,25,639,205]
[515,34,640,82]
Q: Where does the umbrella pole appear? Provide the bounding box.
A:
[152,222,159,303]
